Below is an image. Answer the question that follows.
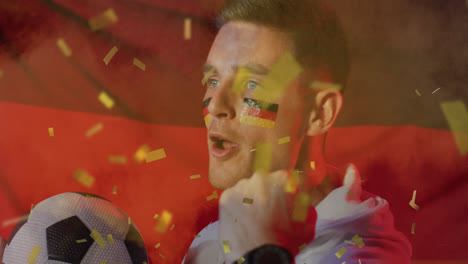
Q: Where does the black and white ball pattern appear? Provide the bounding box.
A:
[3,192,148,264]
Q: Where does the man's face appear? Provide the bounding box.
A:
[203,21,309,190]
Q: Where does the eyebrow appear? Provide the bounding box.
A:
[202,63,270,76]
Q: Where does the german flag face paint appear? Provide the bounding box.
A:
[203,98,212,127]
[240,98,278,129]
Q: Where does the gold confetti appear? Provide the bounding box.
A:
[107,234,114,244]
[298,243,307,251]
[73,169,95,188]
[103,46,118,66]
[344,240,355,245]
[134,144,150,163]
[89,8,118,31]
[153,214,159,219]
[170,224,175,231]
[223,240,231,253]
[206,191,219,201]
[184,18,191,40]
[440,100,468,155]
[310,80,342,91]
[415,89,422,96]
[159,253,165,259]
[347,190,354,198]
[202,67,216,85]
[237,257,246,264]
[112,186,117,195]
[190,174,201,179]
[2,216,23,227]
[253,142,273,173]
[232,67,252,96]
[242,197,254,204]
[155,210,172,233]
[254,52,302,102]
[234,216,237,222]
[352,234,364,248]
[409,190,420,211]
[109,155,127,164]
[76,239,87,243]
[335,247,347,259]
[285,170,300,193]
[310,161,315,170]
[86,122,104,138]
[143,262,147,264]
[292,192,309,222]
[57,38,72,57]
[98,91,114,109]
[278,136,290,144]
[100,261,106,264]
[155,243,160,248]
[90,229,107,249]
[146,148,166,162]
[128,217,131,225]
[27,246,41,264]
[133,58,146,71]
[411,223,416,235]
[48,127,54,137]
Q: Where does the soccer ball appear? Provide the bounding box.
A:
[3,192,149,264]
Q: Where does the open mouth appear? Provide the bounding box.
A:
[209,135,239,159]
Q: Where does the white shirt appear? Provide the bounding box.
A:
[183,164,412,264]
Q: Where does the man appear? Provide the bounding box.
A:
[183,0,412,263]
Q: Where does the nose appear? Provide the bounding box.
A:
[207,81,238,120]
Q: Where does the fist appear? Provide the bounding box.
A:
[218,170,317,263]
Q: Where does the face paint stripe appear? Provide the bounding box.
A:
[243,98,278,112]
[202,97,212,108]
[240,116,275,129]
[240,106,277,121]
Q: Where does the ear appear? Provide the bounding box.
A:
[305,88,343,136]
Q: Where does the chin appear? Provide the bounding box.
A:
[208,165,244,190]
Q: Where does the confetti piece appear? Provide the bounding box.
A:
[212,191,218,199]
[347,190,354,198]
[232,67,252,96]
[352,234,364,248]
[359,260,362,264]
[254,52,302,102]
[278,136,290,144]
[415,89,422,96]
[409,190,420,210]
[48,127,54,136]
[73,169,95,188]
[206,191,219,201]
[112,186,117,195]
[153,214,159,219]
[285,169,300,193]
[298,243,307,251]
[411,223,416,235]
[344,240,355,245]
[190,174,201,179]
[155,210,172,233]
[237,257,245,264]
[103,46,118,66]
[242,197,254,204]
[253,142,273,173]
[27,246,41,264]
[335,247,347,259]
[250,148,256,152]
[107,234,114,244]
[155,243,160,248]
[310,161,315,170]
[90,229,107,249]
[134,144,150,163]
[86,122,104,138]
[100,261,106,264]
[128,217,131,225]
[159,253,165,259]
[109,155,127,164]
[57,38,72,57]
[146,148,167,162]
[440,100,468,155]
[133,58,146,71]
[223,240,231,253]
[76,239,87,243]
[432,87,441,94]
[234,216,237,222]
[292,192,309,222]
[98,91,114,109]
[202,67,215,85]
[170,224,175,231]
[89,8,118,31]
[310,80,342,91]
[2,216,23,227]
[184,18,191,40]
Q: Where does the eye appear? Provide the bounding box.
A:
[247,80,258,90]
[208,79,219,88]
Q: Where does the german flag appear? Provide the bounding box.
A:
[202,98,212,127]
[240,98,279,129]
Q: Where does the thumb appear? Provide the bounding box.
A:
[0,237,6,262]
